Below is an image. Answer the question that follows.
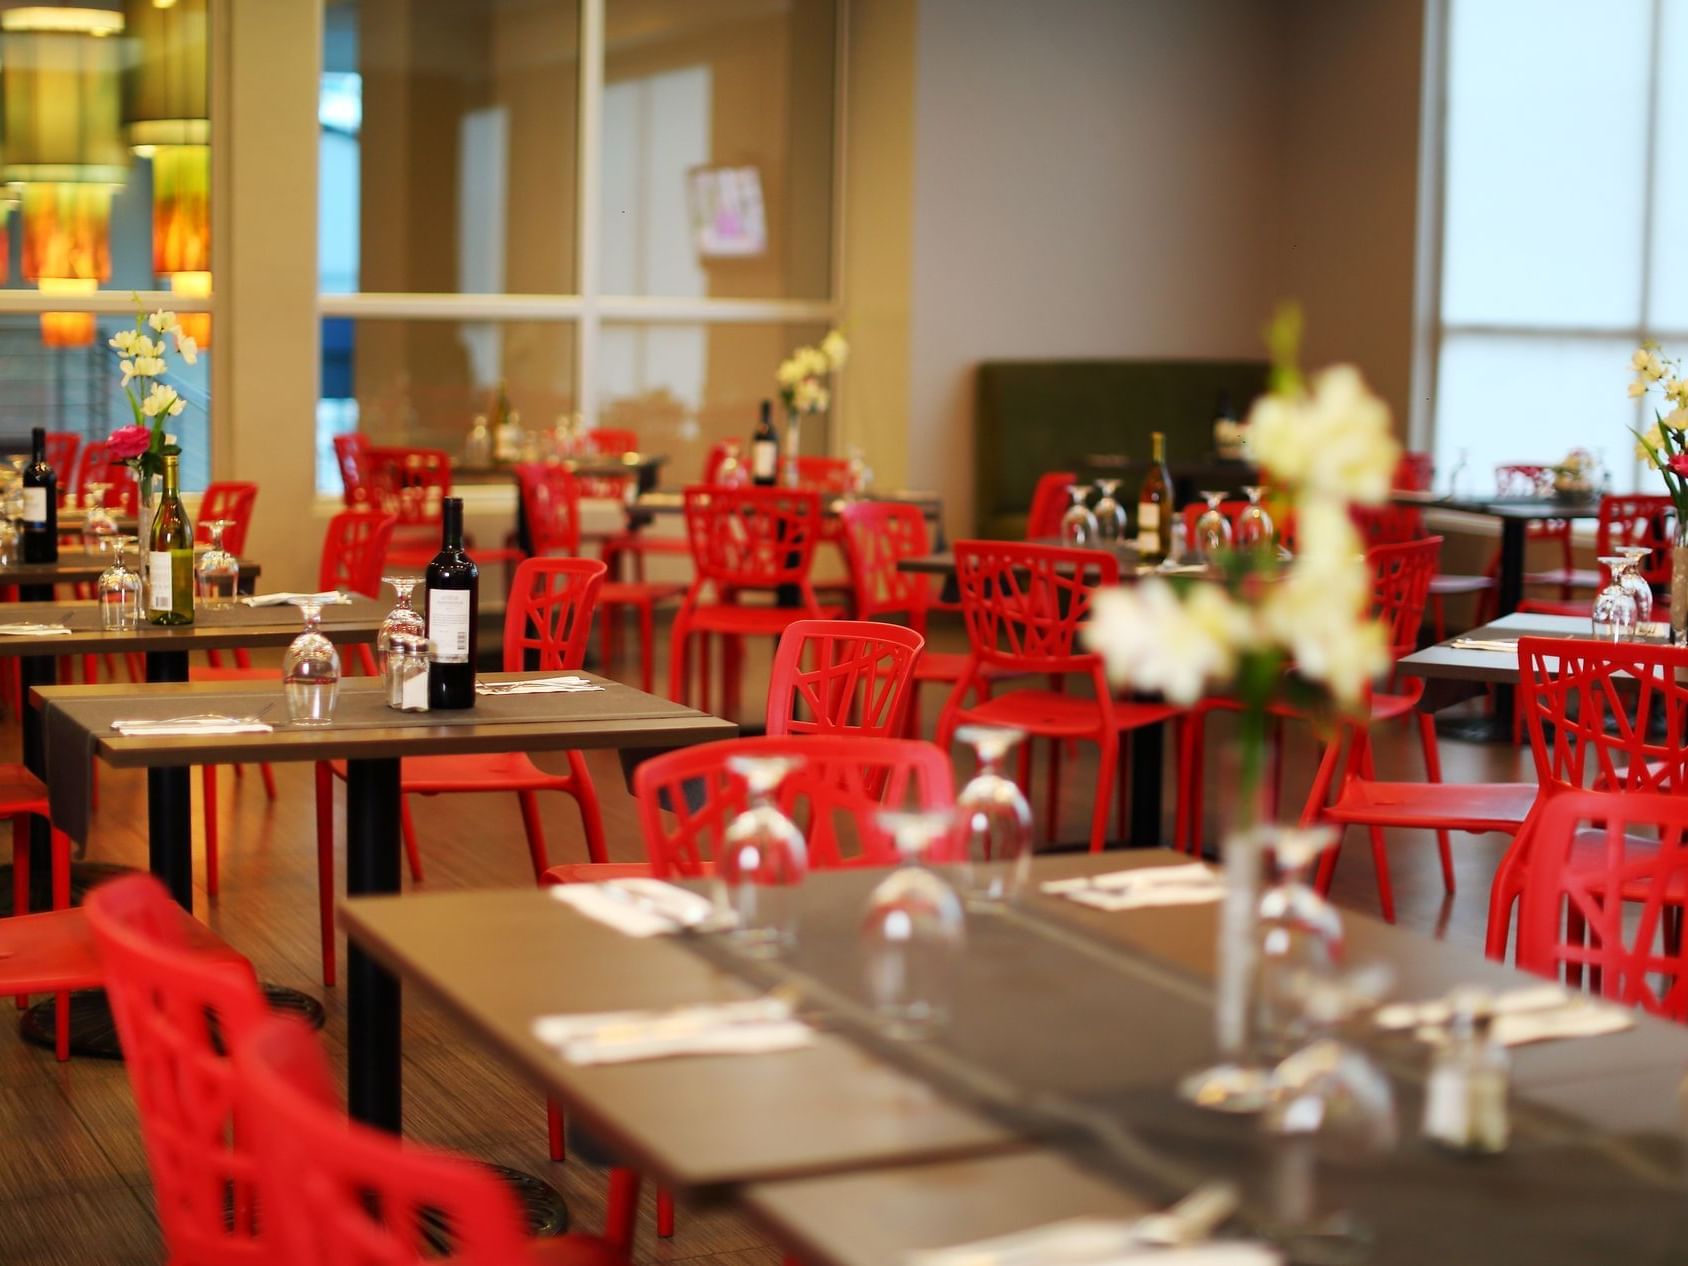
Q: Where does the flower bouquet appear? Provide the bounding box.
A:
[774,329,847,487]
[103,308,198,524]
[1083,304,1399,1111]
[1629,344,1688,642]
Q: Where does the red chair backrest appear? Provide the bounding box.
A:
[682,485,822,591]
[582,427,638,456]
[502,556,604,672]
[1368,536,1441,662]
[320,509,397,598]
[633,734,954,874]
[44,431,79,484]
[235,1015,538,1265]
[1393,451,1434,492]
[1518,637,1688,794]
[86,876,269,1266]
[767,619,924,738]
[703,440,738,484]
[1025,471,1077,539]
[952,539,1118,674]
[514,462,583,556]
[332,432,369,507]
[75,446,142,514]
[1351,502,1426,546]
[366,446,451,527]
[794,455,852,494]
[1593,493,1676,590]
[195,481,258,554]
[838,500,936,624]
[1494,463,1555,498]
[1516,788,1688,1020]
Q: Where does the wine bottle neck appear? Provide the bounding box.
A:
[161,459,179,496]
[30,429,44,464]
[441,497,465,549]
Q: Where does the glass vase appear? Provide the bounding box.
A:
[1671,521,1688,647]
[783,409,803,489]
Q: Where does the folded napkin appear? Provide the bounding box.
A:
[0,622,71,636]
[1449,637,1517,653]
[239,590,351,607]
[1041,863,1225,912]
[1376,984,1635,1047]
[476,675,605,696]
[549,878,718,937]
[532,995,813,1066]
[110,714,273,737]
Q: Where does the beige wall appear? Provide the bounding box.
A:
[860,0,1429,538]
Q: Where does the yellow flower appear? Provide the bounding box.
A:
[1084,580,1255,705]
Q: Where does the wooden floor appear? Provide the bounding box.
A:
[0,618,1531,1265]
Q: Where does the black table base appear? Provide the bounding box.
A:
[20,984,325,1060]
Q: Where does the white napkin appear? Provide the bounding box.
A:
[1449,637,1517,653]
[1374,983,1569,1032]
[1042,864,1225,911]
[532,995,813,1065]
[1376,984,1636,1047]
[909,1224,1276,1266]
[239,591,351,607]
[549,878,718,937]
[476,675,605,696]
[0,622,71,636]
[110,715,273,737]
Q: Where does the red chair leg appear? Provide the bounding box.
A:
[1417,712,1455,894]
[546,1100,566,1163]
[1355,740,1395,922]
[259,762,277,800]
[400,797,424,882]
[1088,734,1117,853]
[201,765,219,898]
[657,1187,675,1238]
[566,751,608,864]
[605,1168,642,1256]
[516,791,551,882]
[314,761,337,987]
[638,600,655,695]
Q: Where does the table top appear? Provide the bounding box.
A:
[36,670,734,767]
[339,884,1016,1194]
[637,488,944,520]
[1397,612,1628,686]
[0,550,261,587]
[342,850,1688,1234]
[899,537,1208,579]
[0,596,384,656]
[1391,490,1606,520]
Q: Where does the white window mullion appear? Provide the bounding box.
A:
[576,0,605,425]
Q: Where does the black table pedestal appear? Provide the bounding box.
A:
[1437,517,1525,745]
[345,755,403,1132]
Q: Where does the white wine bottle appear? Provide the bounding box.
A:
[1135,431,1173,564]
[147,453,194,625]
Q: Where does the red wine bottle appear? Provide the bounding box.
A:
[22,426,57,564]
[425,496,478,709]
[751,399,779,486]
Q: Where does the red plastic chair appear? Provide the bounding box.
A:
[766,618,923,738]
[73,444,141,514]
[1364,460,1492,640]
[191,510,395,925]
[235,1014,626,1264]
[43,431,79,492]
[0,767,78,1059]
[1486,637,1688,958]
[1394,451,1434,491]
[1025,471,1077,539]
[85,874,270,1266]
[312,557,609,987]
[1290,538,1483,922]
[1516,789,1688,1020]
[332,431,372,507]
[668,485,834,715]
[1516,493,1677,618]
[516,462,683,694]
[363,445,452,567]
[937,540,1181,851]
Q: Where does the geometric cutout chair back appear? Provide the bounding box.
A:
[196,481,259,555]
[1594,493,1676,591]
[767,619,923,738]
[320,509,397,599]
[953,539,1118,672]
[504,556,604,672]
[366,446,451,529]
[514,462,584,558]
[1025,471,1077,539]
[682,485,823,591]
[839,500,936,623]
[1368,535,1441,663]
[633,734,954,874]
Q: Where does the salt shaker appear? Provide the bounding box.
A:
[1423,990,1509,1154]
[385,632,433,713]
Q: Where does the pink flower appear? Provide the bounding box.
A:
[106,425,151,461]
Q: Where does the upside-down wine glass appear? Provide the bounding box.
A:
[716,440,749,489]
[1256,828,1345,1059]
[377,576,427,673]
[714,755,808,956]
[847,446,875,497]
[1194,490,1234,563]
[98,536,142,631]
[194,520,240,609]
[283,600,341,726]
[1591,557,1639,643]
[81,482,117,554]
[860,810,967,1040]
[954,725,1034,907]
[1092,479,1127,542]
[1616,546,1655,633]
[1058,484,1099,546]
[1236,486,1274,550]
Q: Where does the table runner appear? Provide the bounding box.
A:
[672,870,1688,1264]
[43,675,679,843]
[2,597,381,636]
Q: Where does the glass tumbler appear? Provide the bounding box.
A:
[954,725,1034,906]
[194,520,240,609]
[98,536,143,631]
[714,755,808,955]
[81,483,117,554]
[861,810,966,1040]
[378,576,427,674]
[283,601,342,726]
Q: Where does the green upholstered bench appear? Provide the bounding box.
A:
[974,359,1270,538]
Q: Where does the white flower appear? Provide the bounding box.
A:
[134,355,166,379]
[1245,365,1399,505]
[792,379,830,414]
[119,359,137,386]
[1638,423,1667,467]
[1665,407,1688,432]
[109,329,140,356]
[820,329,849,370]
[140,383,182,419]
[174,332,198,365]
[147,310,180,335]
[1084,580,1255,705]
[798,346,830,379]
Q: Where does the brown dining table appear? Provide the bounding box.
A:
[340,851,1688,1263]
[1396,611,1618,712]
[36,671,735,1133]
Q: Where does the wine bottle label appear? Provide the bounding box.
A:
[21,487,46,525]
[752,441,778,479]
[1136,502,1161,554]
[148,551,172,611]
[428,589,472,664]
